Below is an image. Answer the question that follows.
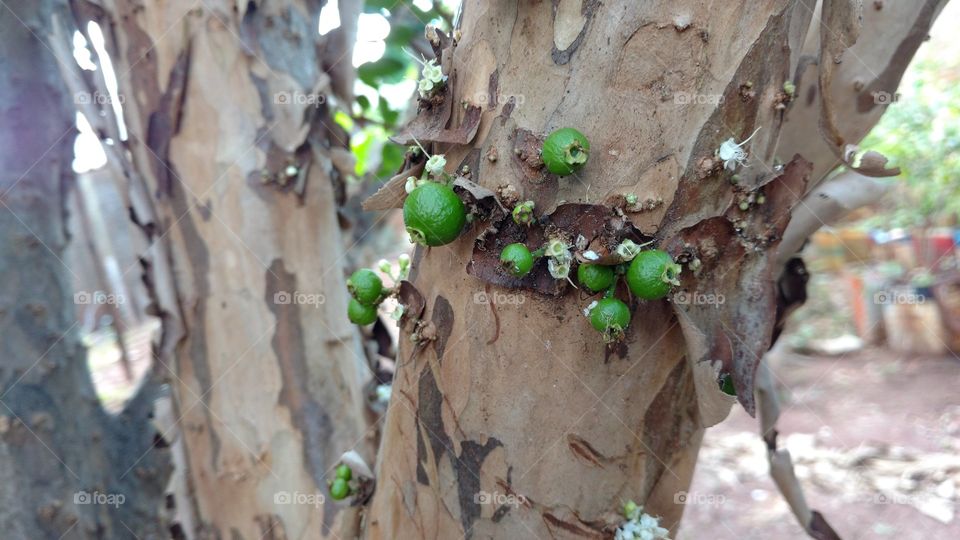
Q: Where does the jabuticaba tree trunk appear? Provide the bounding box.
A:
[366,1,823,538]
[0,0,169,538]
[71,0,371,537]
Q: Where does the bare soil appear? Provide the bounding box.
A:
[680,348,960,540]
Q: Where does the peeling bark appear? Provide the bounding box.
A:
[367,2,821,537]
[65,0,372,537]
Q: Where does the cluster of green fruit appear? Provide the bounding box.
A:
[346,256,409,326]
[500,241,681,343]
[347,268,384,325]
[400,128,591,249]
[328,464,354,501]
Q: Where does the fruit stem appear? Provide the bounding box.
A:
[603,282,617,299]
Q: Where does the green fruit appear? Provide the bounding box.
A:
[500,243,534,277]
[403,182,467,246]
[577,264,615,293]
[335,464,352,481]
[347,269,383,306]
[589,298,631,339]
[347,298,378,325]
[626,250,680,300]
[542,128,590,176]
[329,478,350,501]
[719,374,736,396]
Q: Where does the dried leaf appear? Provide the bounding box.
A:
[362,162,424,211]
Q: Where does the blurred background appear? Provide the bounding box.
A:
[66,1,960,538]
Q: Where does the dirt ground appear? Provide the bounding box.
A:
[679,348,960,540]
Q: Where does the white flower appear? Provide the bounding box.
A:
[418,78,435,97]
[377,259,393,274]
[716,127,761,171]
[425,154,446,177]
[548,257,570,280]
[583,250,599,261]
[545,239,569,259]
[583,300,598,317]
[375,384,392,402]
[615,511,670,540]
[615,240,642,261]
[404,176,420,194]
[421,60,443,83]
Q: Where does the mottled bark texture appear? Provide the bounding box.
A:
[367,1,816,537]
[364,1,945,538]
[0,1,169,538]
[66,0,372,537]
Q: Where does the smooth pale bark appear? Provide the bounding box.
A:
[0,1,169,538]
[367,1,820,538]
[69,0,372,537]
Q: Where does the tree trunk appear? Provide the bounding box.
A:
[0,1,169,538]
[366,1,821,537]
[67,0,372,537]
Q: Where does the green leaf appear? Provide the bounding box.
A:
[356,95,371,111]
[378,99,400,127]
[376,142,405,179]
[357,56,407,86]
[386,24,419,46]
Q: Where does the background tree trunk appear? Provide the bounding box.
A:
[65,0,373,537]
[0,1,169,538]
